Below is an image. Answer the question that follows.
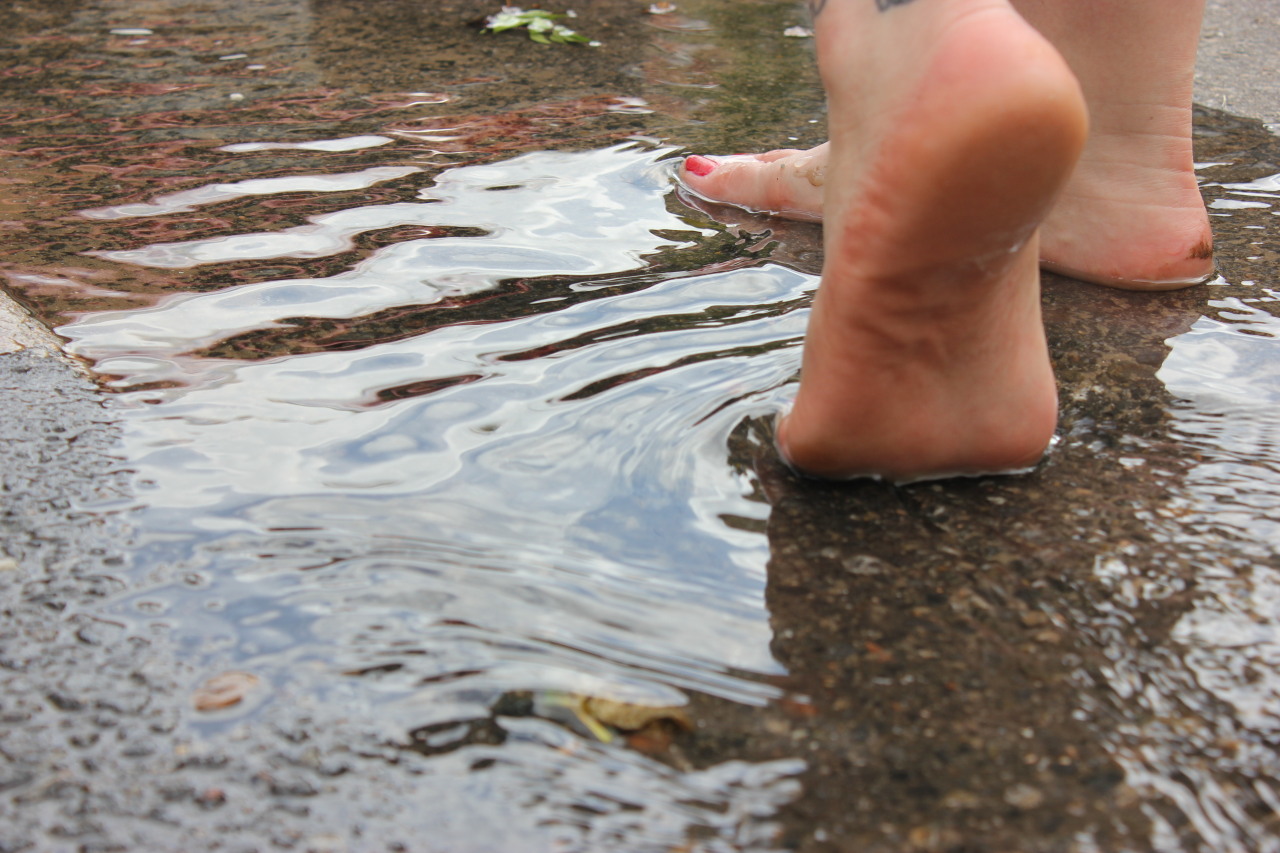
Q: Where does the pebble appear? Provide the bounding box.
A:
[1004,783,1045,810]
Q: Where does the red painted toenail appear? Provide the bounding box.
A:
[684,155,717,177]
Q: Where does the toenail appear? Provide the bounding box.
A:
[684,155,717,177]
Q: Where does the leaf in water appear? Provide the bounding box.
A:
[538,691,693,751]
[481,6,596,46]
[582,696,692,733]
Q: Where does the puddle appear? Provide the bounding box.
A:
[0,0,826,846]
[64,140,816,845]
[3,0,1280,850]
[70,142,806,703]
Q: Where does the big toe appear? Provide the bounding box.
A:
[679,147,826,222]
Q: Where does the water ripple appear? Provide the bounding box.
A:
[69,144,812,825]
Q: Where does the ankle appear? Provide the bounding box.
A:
[1040,107,1213,289]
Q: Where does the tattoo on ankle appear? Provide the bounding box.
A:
[875,0,916,10]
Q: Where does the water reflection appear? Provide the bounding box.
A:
[65,142,812,845]
[2,1,831,837]
[1161,292,1280,551]
[80,162,416,220]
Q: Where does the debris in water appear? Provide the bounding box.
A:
[482,6,596,45]
[783,26,814,37]
[583,695,692,733]
[648,2,678,13]
[193,671,262,711]
[539,691,692,747]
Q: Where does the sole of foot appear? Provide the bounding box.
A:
[753,2,1088,481]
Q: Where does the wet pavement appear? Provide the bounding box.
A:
[1,1,1280,851]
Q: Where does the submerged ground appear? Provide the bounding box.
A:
[1,1,1280,851]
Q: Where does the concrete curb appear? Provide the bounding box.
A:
[0,289,82,368]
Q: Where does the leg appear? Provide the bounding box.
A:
[1015,0,1212,289]
[681,0,1211,291]
[762,0,1086,481]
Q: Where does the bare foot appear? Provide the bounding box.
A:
[735,0,1087,482]
[1017,0,1213,290]
[680,3,1213,292]
[682,144,828,224]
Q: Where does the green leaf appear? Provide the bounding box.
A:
[482,6,594,46]
[550,28,588,44]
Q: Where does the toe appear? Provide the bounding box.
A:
[680,148,825,221]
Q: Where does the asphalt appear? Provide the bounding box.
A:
[1,2,1279,851]
[1198,0,1280,127]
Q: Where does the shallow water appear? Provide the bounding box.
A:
[74,142,803,699]
[3,0,1280,850]
[69,142,819,845]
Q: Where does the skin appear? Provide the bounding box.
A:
[678,0,1210,481]
[1014,0,1212,289]
[682,0,1212,292]
[686,0,1096,481]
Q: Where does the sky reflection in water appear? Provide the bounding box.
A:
[61,143,811,846]
[1105,169,1280,850]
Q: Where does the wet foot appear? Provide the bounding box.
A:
[1036,125,1214,290]
[682,144,829,224]
[720,0,1087,481]
[1018,0,1214,290]
[680,7,1212,292]
[683,135,1211,292]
